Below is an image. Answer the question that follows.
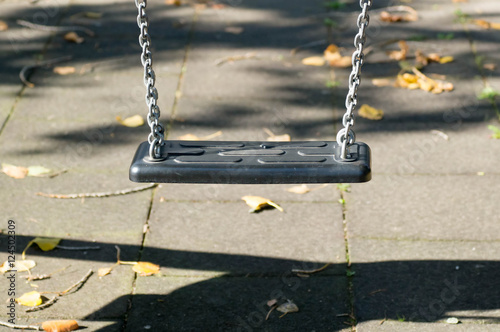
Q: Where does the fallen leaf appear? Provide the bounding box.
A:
[132,261,160,276]
[267,299,278,307]
[27,166,52,177]
[483,63,497,71]
[16,260,37,272]
[53,66,76,75]
[446,317,460,324]
[42,320,79,332]
[264,128,291,142]
[302,56,325,66]
[224,26,244,34]
[242,196,283,213]
[430,130,449,141]
[387,40,408,61]
[165,0,182,5]
[287,184,311,195]
[452,0,468,2]
[276,300,299,314]
[439,56,454,64]
[380,6,418,22]
[2,163,28,179]
[177,130,222,141]
[358,104,384,120]
[0,20,8,31]
[395,68,453,94]
[488,125,500,139]
[63,32,84,44]
[33,237,62,251]
[473,19,500,30]
[98,267,113,277]
[371,78,393,87]
[17,291,42,307]
[116,115,145,127]
[324,44,351,67]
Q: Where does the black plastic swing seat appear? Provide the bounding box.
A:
[129,140,371,184]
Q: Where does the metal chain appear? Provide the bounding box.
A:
[336,0,372,160]
[135,0,165,159]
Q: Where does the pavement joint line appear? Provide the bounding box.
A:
[165,8,199,139]
[456,3,500,120]
[159,199,337,204]
[121,185,159,331]
[0,1,74,139]
[350,235,500,243]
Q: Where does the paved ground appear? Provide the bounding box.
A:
[0,0,499,331]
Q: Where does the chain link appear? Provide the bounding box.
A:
[135,0,165,159]
[336,0,372,160]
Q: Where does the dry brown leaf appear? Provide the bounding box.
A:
[276,300,299,314]
[63,32,84,44]
[225,26,244,34]
[483,63,497,71]
[324,44,351,67]
[0,20,8,31]
[42,320,79,332]
[17,291,42,307]
[98,267,113,277]
[359,104,384,120]
[302,56,325,66]
[132,261,160,276]
[165,0,182,5]
[53,66,76,75]
[177,130,222,141]
[116,115,145,127]
[474,19,500,30]
[287,184,311,195]
[387,40,408,61]
[371,78,394,87]
[264,128,291,142]
[2,163,29,179]
[380,7,418,22]
[452,0,468,2]
[396,68,453,94]
[242,196,283,213]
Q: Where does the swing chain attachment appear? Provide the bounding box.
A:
[336,0,372,160]
[135,0,165,160]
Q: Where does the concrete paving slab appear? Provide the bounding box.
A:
[145,201,346,276]
[126,274,350,332]
[347,174,500,241]
[357,320,499,331]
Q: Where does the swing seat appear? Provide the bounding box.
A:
[129,140,371,184]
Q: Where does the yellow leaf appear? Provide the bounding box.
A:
[0,20,8,31]
[2,163,28,179]
[17,291,42,307]
[328,55,352,68]
[287,184,311,195]
[0,260,35,274]
[53,66,76,75]
[27,166,52,177]
[241,196,283,213]
[380,6,418,22]
[474,19,500,30]
[116,115,145,127]
[276,300,299,314]
[132,262,160,276]
[302,56,325,66]
[358,104,384,121]
[63,32,84,44]
[439,56,454,64]
[98,267,113,277]
[33,237,61,251]
[42,320,79,332]
[166,0,182,5]
[267,134,291,142]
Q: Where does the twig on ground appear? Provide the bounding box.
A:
[36,183,158,199]
[215,52,258,66]
[26,269,93,312]
[17,19,95,36]
[25,296,58,312]
[21,266,70,281]
[0,320,41,330]
[56,245,100,250]
[292,263,331,275]
[20,56,73,87]
[265,305,278,320]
